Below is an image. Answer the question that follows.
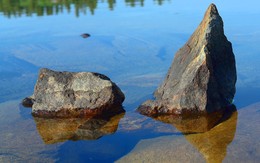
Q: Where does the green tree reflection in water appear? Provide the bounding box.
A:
[107,0,116,10]
[125,0,145,7]
[155,0,170,5]
[0,0,171,18]
[0,0,99,17]
[125,0,170,7]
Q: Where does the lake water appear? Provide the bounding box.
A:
[0,0,260,162]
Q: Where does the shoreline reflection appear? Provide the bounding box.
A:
[33,113,125,144]
[0,0,171,18]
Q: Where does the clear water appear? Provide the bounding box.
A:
[0,0,260,162]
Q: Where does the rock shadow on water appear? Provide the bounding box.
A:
[33,112,125,144]
[117,106,238,163]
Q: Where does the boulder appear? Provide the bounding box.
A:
[23,68,125,117]
[138,4,236,115]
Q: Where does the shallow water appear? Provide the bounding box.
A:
[117,103,260,163]
[0,0,260,162]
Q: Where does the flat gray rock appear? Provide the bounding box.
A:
[24,68,125,117]
[138,4,237,115]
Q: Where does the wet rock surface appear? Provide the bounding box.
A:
[23,68,125,118]
[138,4,237,115]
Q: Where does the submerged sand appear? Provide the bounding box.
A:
[117,103,260,163]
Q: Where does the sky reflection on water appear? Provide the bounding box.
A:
[0,0,260,162]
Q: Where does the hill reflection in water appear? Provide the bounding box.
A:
[0,0,170,17]
[34,113,125,144]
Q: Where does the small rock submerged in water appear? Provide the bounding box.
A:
[22,97,35,107]
[81,33,91,38]
[23,68,125,118]
[138,4,237,116]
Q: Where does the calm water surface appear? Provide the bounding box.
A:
[0,0,260,162]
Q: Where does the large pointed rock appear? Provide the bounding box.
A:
[138,4,236,115]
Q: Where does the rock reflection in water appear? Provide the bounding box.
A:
[184,110,237,163]
[153,105,237,133]
[34,113,125,144]
[152,106,238,162]
[118,107,237,163]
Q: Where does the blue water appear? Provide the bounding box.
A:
[0,0,260,162]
